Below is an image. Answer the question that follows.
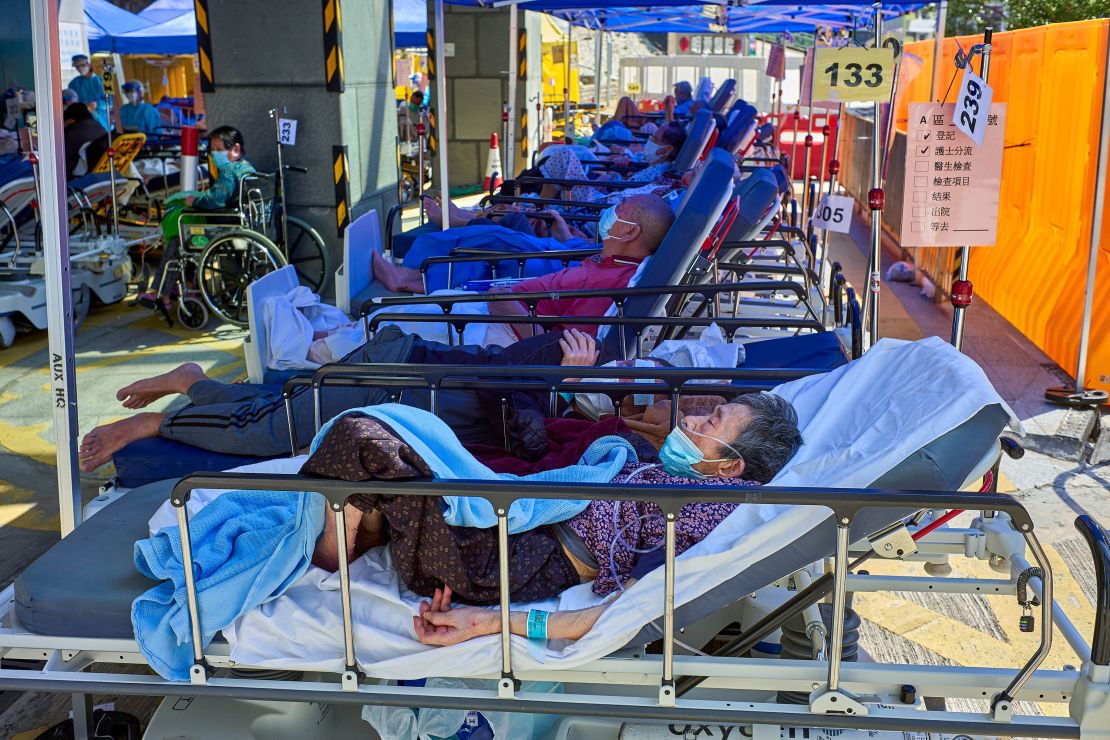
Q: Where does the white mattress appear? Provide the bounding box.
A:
[153,337,1016,678]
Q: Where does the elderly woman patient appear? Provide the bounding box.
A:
[302,391,802,648]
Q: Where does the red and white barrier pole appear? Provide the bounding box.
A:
[181,125,199,192]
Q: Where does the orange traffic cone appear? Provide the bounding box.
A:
[483,133,503,191]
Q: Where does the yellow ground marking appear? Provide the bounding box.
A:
[0,420,56,466]
[0,480,59,532]
[854,541,1091,717]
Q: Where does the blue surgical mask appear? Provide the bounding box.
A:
[211,150,230,167]
[642,140,665,164]
[598,206,636,242]
[658,423,740,479]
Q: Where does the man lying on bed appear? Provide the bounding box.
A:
[79,326,656,472]
[301,391,801,647]
[370,194,674,324]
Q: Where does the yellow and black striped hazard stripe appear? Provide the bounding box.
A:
[332,145,351,236]
[520,109,528,159]
[517,29,527,79]
[518,30,527,158]
[323,0,345,93]
[193,0,214,92]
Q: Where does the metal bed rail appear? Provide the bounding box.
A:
[164,468,1057,732]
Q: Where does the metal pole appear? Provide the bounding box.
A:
[606,32,613,110]
[1076,28,1110,394]
[865,4,884,348]
[800,31,818,234]
[273,112,290,250]
[929,1,948,102]
[826,523,852,691]
[594,27,603,114]
[105,93,119,236]
[433,0,450,232]
[30,0,82,537]
[507,5,518,173]
[950,28,991,349]
[563,23,572,140]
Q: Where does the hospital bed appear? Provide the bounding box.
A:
[6,343,1108,738]
[0,172,135,347]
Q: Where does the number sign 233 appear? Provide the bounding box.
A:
[812,47,895,103]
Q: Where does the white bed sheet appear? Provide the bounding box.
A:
[156,336,1016,678]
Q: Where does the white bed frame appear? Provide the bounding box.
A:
[1,473,1106,739]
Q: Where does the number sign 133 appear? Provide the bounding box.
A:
[812,47,894,103]
[952,68,992,146]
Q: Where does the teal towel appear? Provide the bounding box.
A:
[311,404,637,532]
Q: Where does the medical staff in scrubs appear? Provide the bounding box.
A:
[119,81,163,136]
[67,55,110,131]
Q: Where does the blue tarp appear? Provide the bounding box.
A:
[443,0,928,33]
[137,0,195,24]
[85,0,153,54]
[109,13,199,56]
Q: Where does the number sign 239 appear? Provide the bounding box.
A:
[812,47,894,103]
[952,68,992,146]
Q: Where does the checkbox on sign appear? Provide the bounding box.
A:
[912,207,925,217]
[917,130,929,141]
[914,176,928,187]
[917,146,930,156]
[914,161,929,173]
[911,222,924,232]
[913,191,927,203]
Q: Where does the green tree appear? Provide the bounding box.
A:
[944,0,1006,36]
[946,0,1110,34]
[1006,0,1110,28]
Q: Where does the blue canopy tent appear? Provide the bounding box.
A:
[137,0,195,24]
[396,0,430,47]
[84,0,153,53]
[107,12,200,55]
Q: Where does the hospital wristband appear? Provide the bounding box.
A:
[526,609,549,641]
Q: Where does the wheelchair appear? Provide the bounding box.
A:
[150,163,330,329]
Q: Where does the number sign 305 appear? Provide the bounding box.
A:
[812,47,894,103]
[952,68,992,146]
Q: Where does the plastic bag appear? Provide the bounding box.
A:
[919,276,936,299]
[362,678,562,739]
[885,260,915,283]
[649,322,745,369]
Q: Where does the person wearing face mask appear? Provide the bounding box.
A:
[404,391,802,647]
[371,193,674,342]
[67,55,110,132]
[118,81,162,136]
[137,126,256,311]
[399,89,426,142]
[610,121,687,185]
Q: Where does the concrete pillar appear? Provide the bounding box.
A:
[201,0,399,289]
[430,2,542,187]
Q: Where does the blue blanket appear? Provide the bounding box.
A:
[312,404,638,532]
[132,486,324,681]
[401,224,591,292]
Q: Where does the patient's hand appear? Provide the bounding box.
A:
[559,329,599,367]
[413,586,498,646]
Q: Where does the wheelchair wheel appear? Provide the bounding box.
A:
[284,216,330,294]
[197,230,286,327]
[176,296,209,330]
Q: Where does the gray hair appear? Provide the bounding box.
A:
[721,392,803,483]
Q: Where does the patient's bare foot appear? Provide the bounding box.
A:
[446,200,477,228]
[116,362,207,409]
[372,250,424,293]
[422,196,443,226]
[79,412,165,472]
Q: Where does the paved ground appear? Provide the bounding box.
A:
[0,222,1105,735]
